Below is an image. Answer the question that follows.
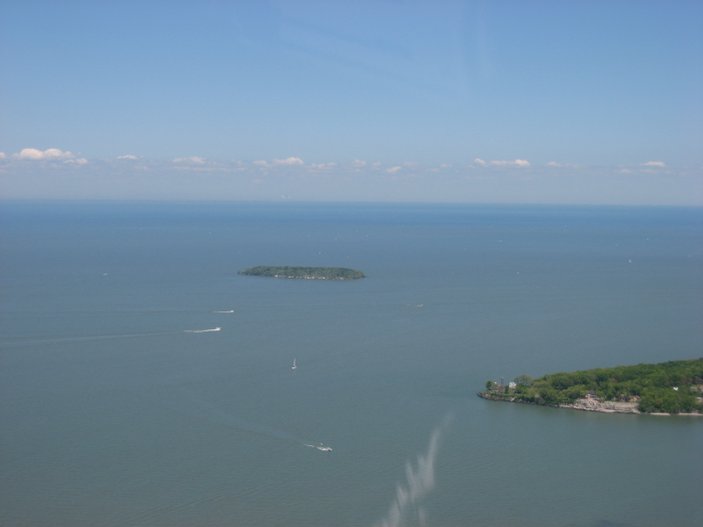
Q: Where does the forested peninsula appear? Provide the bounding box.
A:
[479,359,703,415]
[239,266,365,281]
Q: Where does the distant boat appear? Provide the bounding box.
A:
[291,358,297,371]
[304,442,333,452]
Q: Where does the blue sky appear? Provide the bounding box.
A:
[1,1,701,204]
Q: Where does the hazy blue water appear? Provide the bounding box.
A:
[1,201,702,527]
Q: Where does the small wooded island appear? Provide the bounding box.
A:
[239,266,365,281]
[479,359,703,415]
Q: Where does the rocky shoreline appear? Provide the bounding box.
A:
[561,397,702,416]
[478,392,702,416]
[560,397,640,414]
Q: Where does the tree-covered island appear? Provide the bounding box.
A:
[479,359,703,415]
[239,265,365,281]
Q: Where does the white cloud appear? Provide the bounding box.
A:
[475,157,530,168]
[546,161,580,169]
[491,159,530,168]
[15,147,76,160]
[44,148,74,159]
[0,152,6,160]
[386,166,402,174]
[273,156,304,166]
[252,160,269,167]
[173,156,207,165]
[64,157,88,166]
[309,162,337,170]
[17,148,44,160]
[641,160,666,168]
[352,159,367,168]
[117,154,139,161]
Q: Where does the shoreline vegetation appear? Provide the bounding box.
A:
[239,266,365,281]
[479,359,703,416]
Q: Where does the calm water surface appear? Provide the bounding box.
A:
[1,202,701,526]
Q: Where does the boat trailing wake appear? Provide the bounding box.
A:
[3,324,223,349]
[0,330,177,348]
[375,414,452,527]
[184,327,222,333]
[304,442,333,452]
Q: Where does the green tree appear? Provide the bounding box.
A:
[514,374,533,387]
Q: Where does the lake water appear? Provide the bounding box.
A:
[1,201,701,527]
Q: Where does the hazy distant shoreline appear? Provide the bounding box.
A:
[239,265,365,281]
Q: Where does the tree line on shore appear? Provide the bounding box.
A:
[484,358,703,414]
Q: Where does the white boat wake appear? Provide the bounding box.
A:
[184,327,222,333]
[304,442,333,452]
[212,309,235,314]
[0,330,178,348]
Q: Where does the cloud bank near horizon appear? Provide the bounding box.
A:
[1,146,699,205]
[9,147,88,165]
[474,158,530,168]
[2,147,681,174]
